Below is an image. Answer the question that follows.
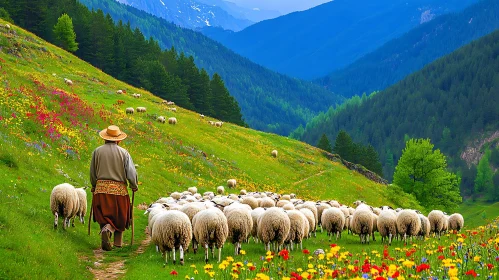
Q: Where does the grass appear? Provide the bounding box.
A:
[458,201,499,229]
[0,20,493,279]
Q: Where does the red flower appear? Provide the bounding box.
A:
[375,277,386,280]
[465,269,478,277]
[330,244,337,247]
[437,246,444,252]
[487,264,494,270]
[391,271,400,278]
[302,249,310,254]
[416,264,430,273]
[169,270,178,276]
[438,255,445,260]
[279,249,289,261]
[249,266,256,271]
[383,249,389,259]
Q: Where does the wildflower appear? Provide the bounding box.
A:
[474,256,481,262]
[466,269,478,277]
[303,249,310,254]
[416,263,430,273]
[240,250,246,255]
[169,270,178,276]
[487,263,494,270]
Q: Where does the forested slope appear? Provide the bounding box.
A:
[296,29,499,188]
[318,0,499,98]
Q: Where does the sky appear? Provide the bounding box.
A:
[226,0,331,14]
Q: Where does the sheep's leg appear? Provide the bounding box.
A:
[63,217,68,229]
[80,215,85,224]
[204,244,209,263]
[71,217,75,227]
[336,231,339,241]
[165,250,168,265]
[321,226,323,233]
[300,241,303,250]
[193,239,198,254]
[372,232,376,242]
[367,234,370,245]
[54,213,58,229]
[389,233,392,245]
[173,247,176,265]
[290,241,294,251]
[211,244,215,258]
[156,245,159,252]
[234,243,238,256]
[180,245,184,266]
[218,247,222,263]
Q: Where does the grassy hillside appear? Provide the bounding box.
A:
[0,21,422,279]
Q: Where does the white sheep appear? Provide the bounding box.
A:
[271,150,278,158]
[377,210,397,245]
[418,213,430,239]
[217,186,225,195]
[199,114,205,118]
[132,93,141,98]
[5,24,11,29]
[285,210,307,250]
[169,107,177,112]
[116,90,123,94]
[239,189,247,195]
[188,187,198,194]
[192,208,228,263]
[241,196,258,209]
[168,117,177,125]
[257,207,290,252]
[351,203,374,244]
[448,213,464,232]
[50,183,80,229]
[428,210,446,239]
[295,202,318,236]
[321,207,345,241]
[125,107,134,114]
[316,203,331,231]
[157,116,166,124]
[64,78,73,86]
[250,207,265,242]
[226,207,253,255]
[396,209,421,243]
[259,197,276,208]
[298,208,316,238]
[136,107,146,113]
[74,188,87,224]
[167,101,175,105]
[152,210,192,265]
[227,179,237,189]
[282,203,295,211]
[215,121,224,127]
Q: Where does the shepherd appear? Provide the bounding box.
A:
[90,125,138,251]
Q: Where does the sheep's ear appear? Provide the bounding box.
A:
[163,203,170,208]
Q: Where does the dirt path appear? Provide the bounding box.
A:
[88,228,151,279]
[292,169,329,186]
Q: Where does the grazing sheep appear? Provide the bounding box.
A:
[282,203,295,211]
[180,204,204,224]
[168,117,177,125]
[281,194,291,201]
[50,183,80,229]
[377,210,397,245]
[271,150,278,158]
[226,207,253,255]
[250,207,265,242]
[259,197,276,208]
[167,101,175,105]
[428,210,446,239]
[328,200,341,208]
[132,93,141,98]
[239,189,247,195]
[295,202,318,236]
[448,213,464,232]
[169,107,177,112]
[257,207,291,252]
[116,90,123,94]
[217,186,225,195]
[125,107,134,114]
[418,214,431,239]
[157,116,166,124]
[276,200,290,208]
[396,210,421,243]
[351,203,374,244]
[152,210,192,265]
[215,121,224,127]
[285,210,307,250]
[188,187,198,194]
[299,208,316,238]
[74,188,87,224]
[64,78,73,86]
[241,196,258,209]
[52,73,57,76]
[208,121,215,126]
[5,24,11,29]
[199,114,205,118]
[443,214,449,232]
[321,207,345,241]
[136,107,146,113]
[227,179,237,189]
[192,208,228,263]
[316,203,331,231]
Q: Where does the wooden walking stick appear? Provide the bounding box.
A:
[88,194,93,236]
[131,191,135,246]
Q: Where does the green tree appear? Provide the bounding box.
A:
[53,13,78,52]
[333,130,354,161]
[0,7,13,23]
[393,138,461,212]
[474,149,494,199]
[362,145,383,177]
[317,133,332,153]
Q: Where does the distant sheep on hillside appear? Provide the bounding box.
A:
[157,116,166,124]
[168,117,177,125]
[136,107,146,113]
[125,107,134,114]
[271,150,278,158]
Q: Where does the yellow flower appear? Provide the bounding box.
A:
[194,270,198,275]
[402,260,415,268]
[318,254,325,260]
[448,267,458,277]
[190,264,196,268]
[184,276,190,279]
[247,262,254,267]
[308,264,314,269]
[296,268,303,272]
[474,256,481,262]
[255,273,270,280]
[240,250,246,255]
[301,272,310,278]
[204,264,213,270]
[231,273,239,279]
[208,271,214,277]
[226,256,234,262]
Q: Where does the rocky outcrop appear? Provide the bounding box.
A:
[323,152,388,185]
[460,130,499,166]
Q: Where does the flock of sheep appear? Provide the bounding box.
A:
[144,182,464,265]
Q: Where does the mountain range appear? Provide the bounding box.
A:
[114,0,253,31]
[317,0,499,98]
[80,0,343,135]
[196,0,281,23]
[204,0,479,80]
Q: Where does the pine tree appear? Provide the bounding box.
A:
[333,130,354,161]
[53,13,78,52]
[317,133,332,152]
